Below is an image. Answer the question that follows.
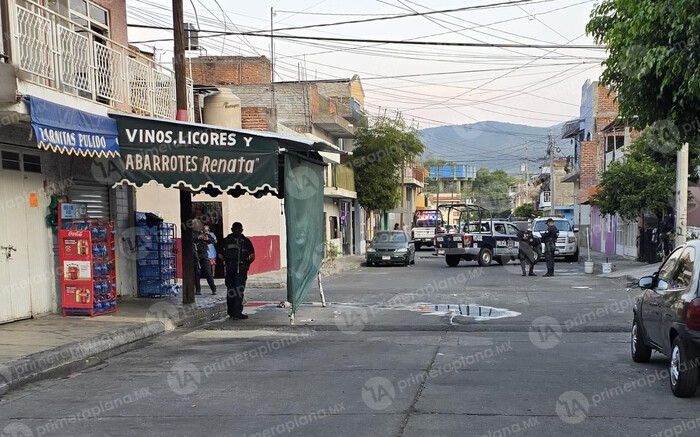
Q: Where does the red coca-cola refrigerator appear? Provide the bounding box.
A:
[58,203,117,317]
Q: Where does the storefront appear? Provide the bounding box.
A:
[0,96,136,323]
[105,114,332,318]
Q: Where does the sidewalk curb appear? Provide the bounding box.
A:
[0,299,228,396]
[245,259,362,289]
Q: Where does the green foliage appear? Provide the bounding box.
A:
[587,0,700,141]
[513,203,540,218]
[471,168,519,214]
[589,129,695,219]
[353,115,425,212]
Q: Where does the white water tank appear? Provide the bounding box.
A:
[203,88,241,129]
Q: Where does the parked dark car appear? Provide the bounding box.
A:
[633,242,700,397]
[366,231,415,267]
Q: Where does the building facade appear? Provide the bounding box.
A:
[0,0,190,322]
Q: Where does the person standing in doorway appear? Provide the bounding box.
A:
[192,219,216,295]
[204,224,217,275]
[220,222,255,319]
[542,218,559,277]
[394,223,400,230]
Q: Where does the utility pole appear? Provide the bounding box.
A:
[524,146,529,203]
[676,142,689,246]
[400,158,406,228]
[548,129,556,217]
[173,0,194,304]
[270,7,275,109]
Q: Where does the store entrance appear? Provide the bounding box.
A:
[192,202,224,278]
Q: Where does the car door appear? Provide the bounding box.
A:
[644,248,683,347]
[506,224,523,257]
[493,223,509,255]
[658,246,695,354]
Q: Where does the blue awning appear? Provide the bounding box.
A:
[26,96,119,158]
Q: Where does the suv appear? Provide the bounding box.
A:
[531,218,579,262]
[433,204,541,267]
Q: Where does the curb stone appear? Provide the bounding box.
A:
[0,300,228,396]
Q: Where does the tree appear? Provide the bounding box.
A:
[587,0,700,143]
[513,203,541,218]
[589,129,698,219]
[353,115,425,217]
[471,168,519,215]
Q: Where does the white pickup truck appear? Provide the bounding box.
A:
[411,210,443,250]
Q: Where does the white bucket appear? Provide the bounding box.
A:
[601,262,612,274]
[584,261,594,274]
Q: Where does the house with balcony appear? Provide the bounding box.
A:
[0,0,192,322]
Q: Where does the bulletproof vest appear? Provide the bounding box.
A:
[223,235,247,263]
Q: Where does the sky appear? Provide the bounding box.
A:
[126,0,605,129]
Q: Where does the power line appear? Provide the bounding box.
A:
[127,25,604,49]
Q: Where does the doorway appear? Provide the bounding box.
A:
[192,201,224,278]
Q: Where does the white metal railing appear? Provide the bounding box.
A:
[12,1,193,120]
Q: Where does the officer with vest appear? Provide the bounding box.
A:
[219,222,255,319]
[542,218,559,277]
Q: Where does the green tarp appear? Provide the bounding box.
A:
[110,114,279,195]
[284,154,325,311]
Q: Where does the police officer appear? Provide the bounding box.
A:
[517,228,537,277]
[542,218,559,277]
[219,222,255,319]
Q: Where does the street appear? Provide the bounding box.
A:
[2,254,699,437]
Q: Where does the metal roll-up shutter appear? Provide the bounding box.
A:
[68,182,111,219]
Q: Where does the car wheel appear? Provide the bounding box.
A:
[478,248,493,266]
[631,320,652,363]
[446,255,460,267]
[670,336,699,397]
[366,261,373,267]
[566,249,579,263]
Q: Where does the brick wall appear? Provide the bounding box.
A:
[241,107,269,131]
[578,140,599,203]
[186,56,271,85]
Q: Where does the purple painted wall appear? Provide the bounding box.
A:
[590,206,617,255]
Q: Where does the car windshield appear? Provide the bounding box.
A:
[373,232,407,243]
[413,211,441,227]
[533,220,571,231]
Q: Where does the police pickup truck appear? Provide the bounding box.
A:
[433,204,539,267]
[411,210,443,250]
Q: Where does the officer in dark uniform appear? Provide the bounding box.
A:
[219,222,255,319]
[517,228,537,277]
[542,218,559,277]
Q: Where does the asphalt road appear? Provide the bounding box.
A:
[2,253,699,437]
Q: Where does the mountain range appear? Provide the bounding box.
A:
[418,121,574,176]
